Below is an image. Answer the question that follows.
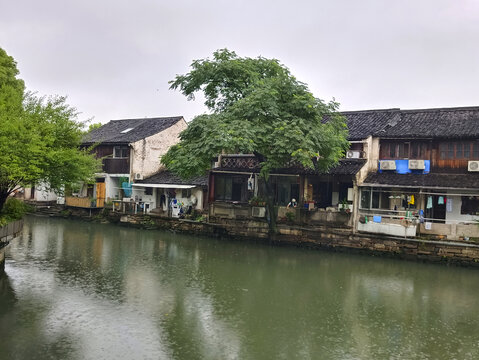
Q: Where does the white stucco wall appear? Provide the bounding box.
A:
[130,118,187,179]
[356,136,380,184]
[445,192,479,224]
[34,183,58,202]
[132,186,204,212]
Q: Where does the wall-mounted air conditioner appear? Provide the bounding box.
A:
[134,173,143,180]
[468,161,479,172]
[379,160,396,170]
[408,159,425,170]
[346,150,361,159]
[252,206,266,218]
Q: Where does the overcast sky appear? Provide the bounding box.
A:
[1,0,479,125]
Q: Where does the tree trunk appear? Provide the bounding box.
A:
[0,190,9,214]
[263,177,277,236]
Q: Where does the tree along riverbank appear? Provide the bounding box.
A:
[31,206,479,267]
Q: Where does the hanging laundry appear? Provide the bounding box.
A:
[419,209,425,223]
[438,196,444,205]
[426,196,433,209]
[446,198,453,212]
[408,194,415,205]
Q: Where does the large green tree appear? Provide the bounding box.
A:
[162,49,349,233]
[0,47,100,211]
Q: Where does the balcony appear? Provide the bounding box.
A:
[102,158,129,174]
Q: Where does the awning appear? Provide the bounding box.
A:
[132,183,195,189]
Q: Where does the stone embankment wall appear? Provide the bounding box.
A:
[110,213,479,267]
[0,220,24,275]
[32,205,479,267]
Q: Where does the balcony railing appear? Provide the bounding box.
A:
[102,158,129,174]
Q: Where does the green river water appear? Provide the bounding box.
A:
[1,216,479,359]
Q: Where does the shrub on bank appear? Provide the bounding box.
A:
[0,198,31,226]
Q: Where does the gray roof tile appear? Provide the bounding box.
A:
[83,116,184,144]
[136,170,208,187]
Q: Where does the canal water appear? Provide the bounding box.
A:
[1,216,479,360]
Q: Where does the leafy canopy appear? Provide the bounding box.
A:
[0,47,100,209]
[162,49,349,179]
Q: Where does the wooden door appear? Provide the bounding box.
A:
[96,182,106,208]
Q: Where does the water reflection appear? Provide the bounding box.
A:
[1,216,479,359]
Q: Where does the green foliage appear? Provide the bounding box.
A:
[163,49,349,180]
[60,209,72,217]
[249,196,266,206]
[87,122,102,133]
[0,198,31,225]
[285,211,296,223]
[0,47,101,211]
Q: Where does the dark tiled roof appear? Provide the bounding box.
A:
[83,116,184,144]
[326,159,366,175]
[340,106,479,140]
[363,172,479,190]
[380,107,479,139]
[136,170,208,187]
[341,109,400,140]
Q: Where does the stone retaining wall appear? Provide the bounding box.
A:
[31,207,479,267]
[108,213,479,266]
[0,219,24,275]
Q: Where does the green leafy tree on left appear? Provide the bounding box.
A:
[0,47,100,212]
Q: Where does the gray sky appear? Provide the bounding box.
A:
[1,0,479,125]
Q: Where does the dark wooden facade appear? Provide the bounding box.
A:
[90,145,131,174]
[379,139,479,174]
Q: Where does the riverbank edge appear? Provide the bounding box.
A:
[31,206,479,267]
[0,219,24,275]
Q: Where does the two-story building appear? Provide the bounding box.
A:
[356,106,479,240]
[66,116,187,209]
[207,107,479,241]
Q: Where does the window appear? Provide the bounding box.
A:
[439,142,479,160]
[382,141,425,159]
[215,177,232,201]
[113,146,129,158]
[360,188,371,209]
[389,144,395,158]
[182,189,192,198]
[398,143,409,158]
[461,196,479,215]
[456,143,463,158]
[215,176,246,201]
[145,187,153,195]
[448,143,454,159]
[440,143,447,160]
[411,143,419,158]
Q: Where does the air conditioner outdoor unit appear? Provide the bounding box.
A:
[252,206,266,218]
[134,173,143,180]
[379,160,396,170]
[468,161,479,172]
[347,150,363,159]
[408,159,425,170]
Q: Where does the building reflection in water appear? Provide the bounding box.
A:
[2,216,479,359]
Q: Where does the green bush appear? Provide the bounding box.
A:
[285,211,295,223]
[0,198,31,225]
